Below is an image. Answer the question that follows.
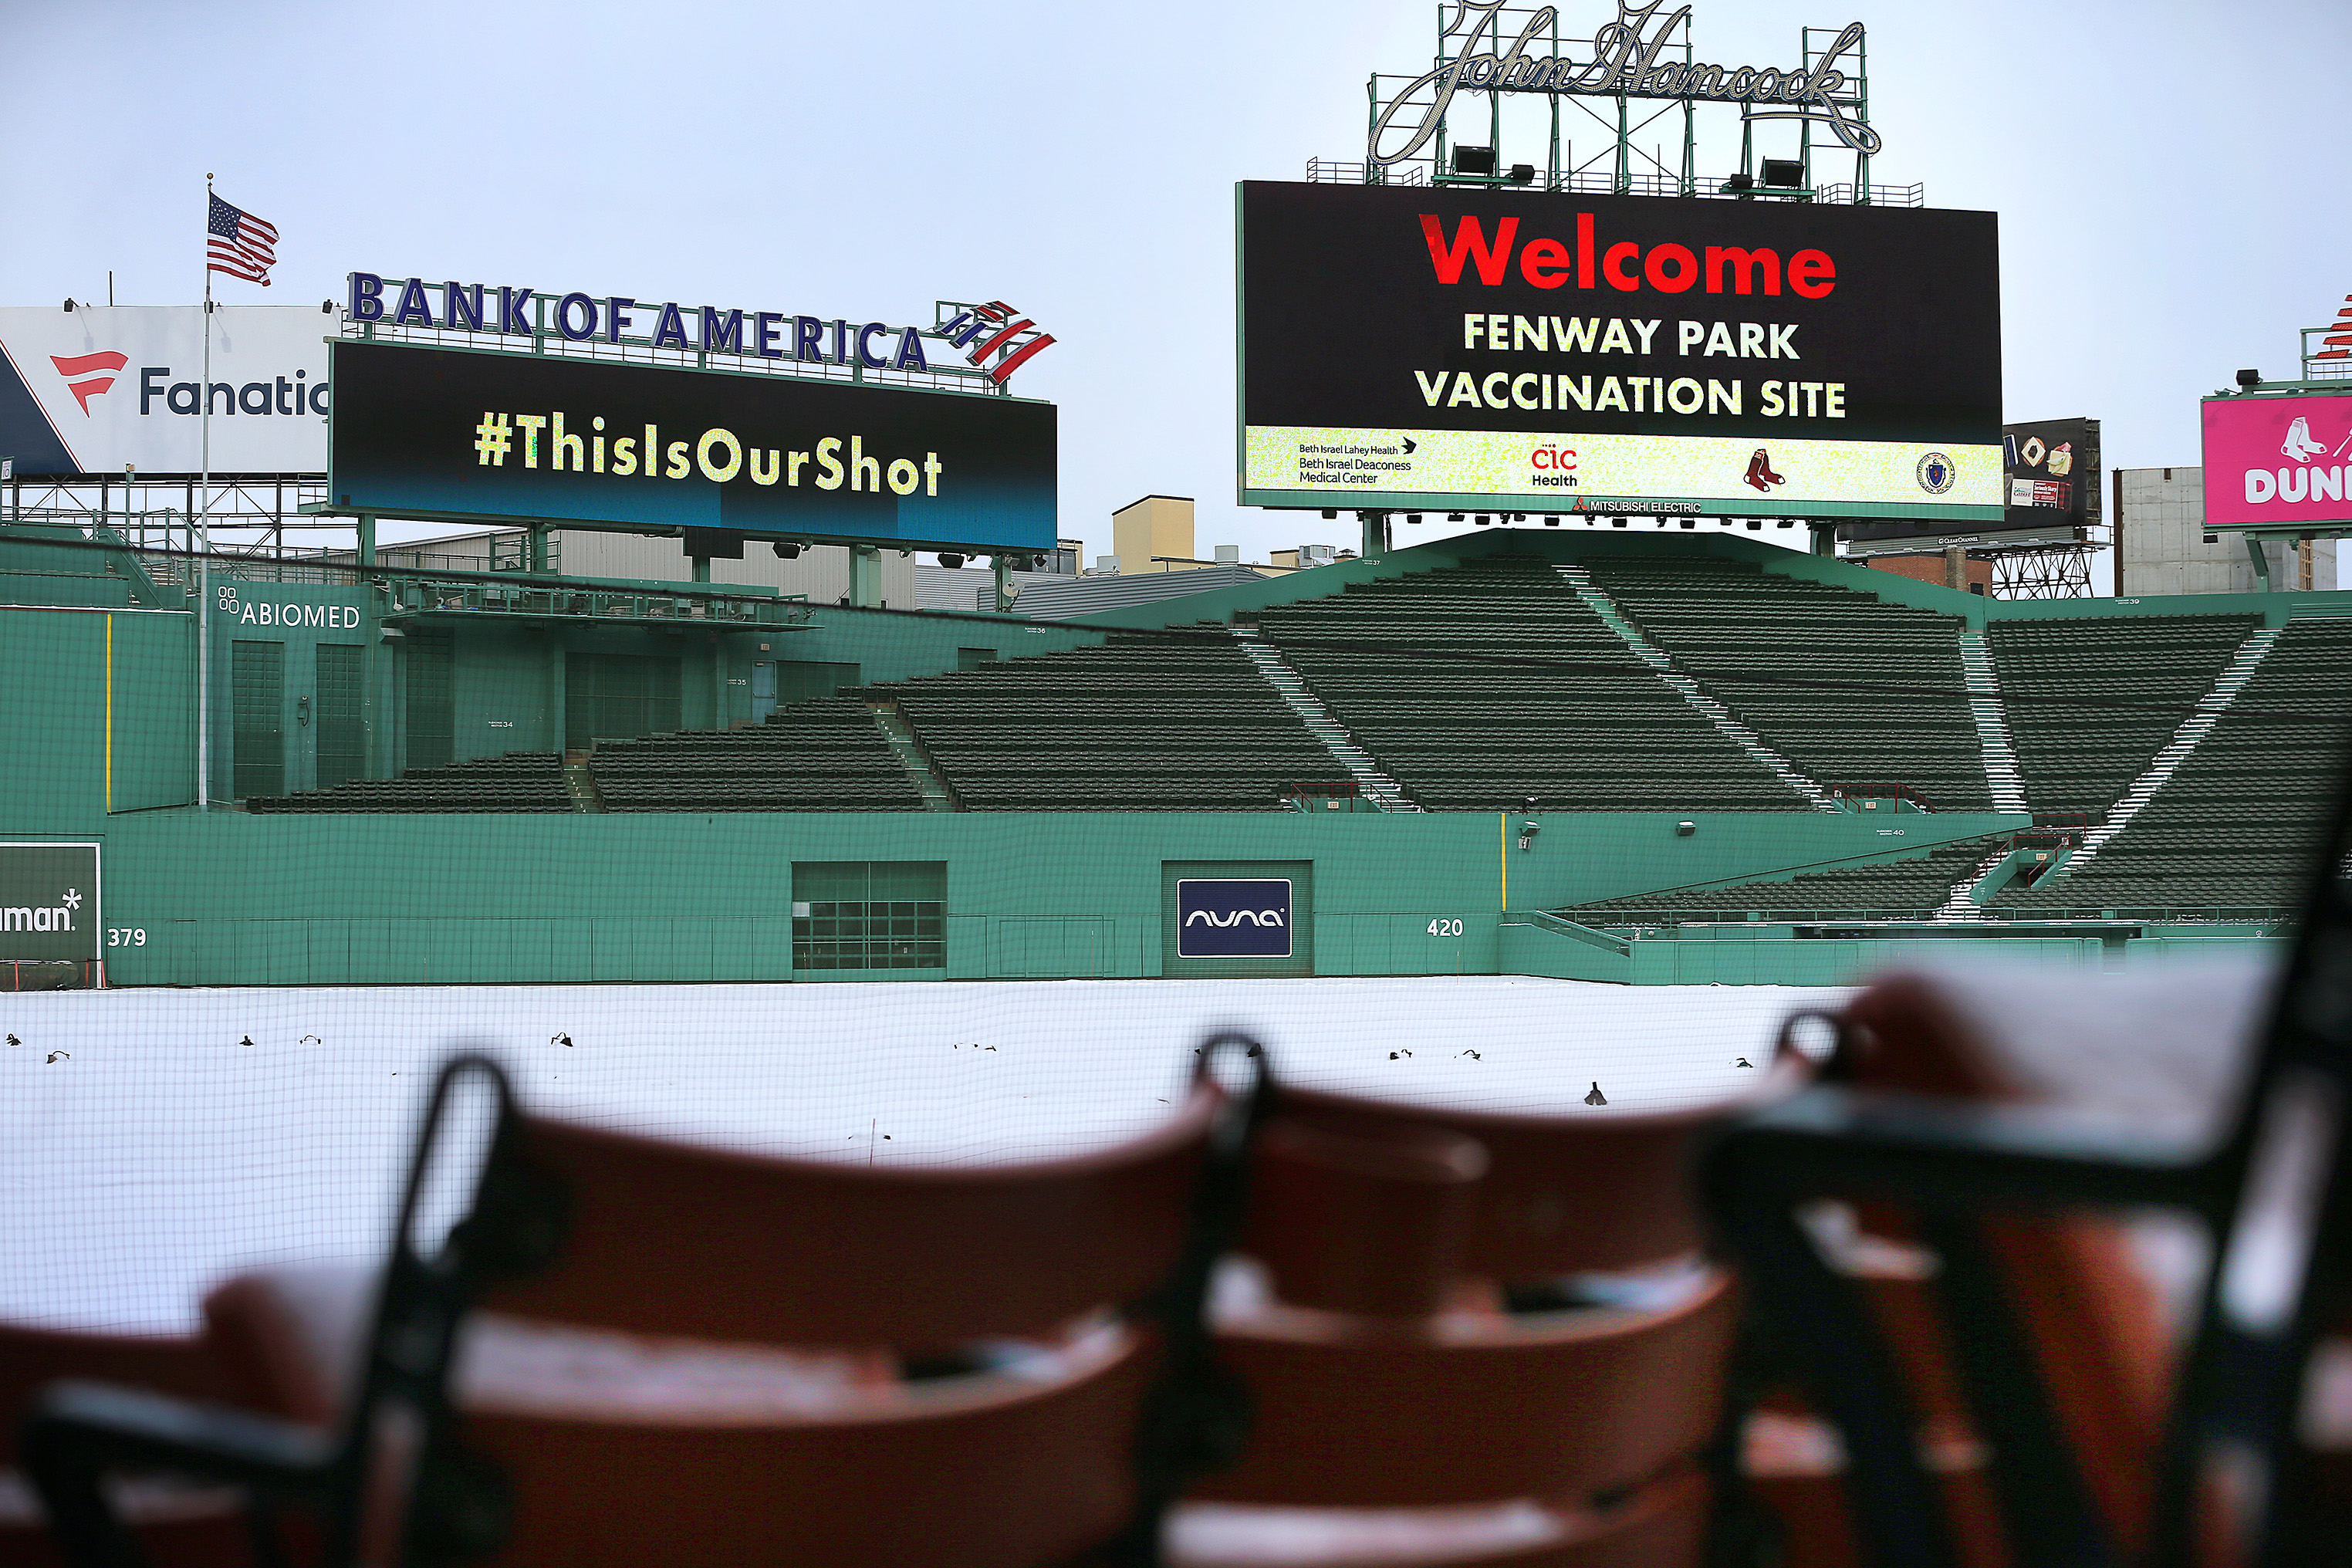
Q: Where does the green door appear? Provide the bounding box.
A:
[405,630,454,771]
[316,643,366,789]
[231,640,286,799]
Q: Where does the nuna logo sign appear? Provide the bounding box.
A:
[1176,879,1293,959]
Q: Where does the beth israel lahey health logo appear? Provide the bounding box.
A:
[1916,451,1957,495]
[1176,879,1293,959]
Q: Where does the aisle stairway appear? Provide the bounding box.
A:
[1956,631,2029,815]
[1231,630,1418,810]
[1552,563,1834,812]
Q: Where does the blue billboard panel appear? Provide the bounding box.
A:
[1176,878,1294,959]
[328,340,1056,554]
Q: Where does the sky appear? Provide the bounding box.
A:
[5,0,2347,569]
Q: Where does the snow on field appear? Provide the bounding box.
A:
[1,977,1841,1333]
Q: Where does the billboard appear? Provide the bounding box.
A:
[1843,416,2100,546]
[1175,879,1294,959]
[328,340,1057,553]
[2202,391,2352,532]
[0,306,330,476]
[1237,181,2002,520]
[0,843,100,965]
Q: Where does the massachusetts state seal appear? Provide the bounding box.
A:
[1915,452,1956,495]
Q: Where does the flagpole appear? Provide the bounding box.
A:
[198,173,213,810]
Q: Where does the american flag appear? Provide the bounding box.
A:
[206,193,278,286]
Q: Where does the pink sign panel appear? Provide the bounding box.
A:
[2202,392,2352,529]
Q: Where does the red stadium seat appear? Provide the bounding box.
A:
[23,1042,1268,1568]
[1164,1076,1806,1566]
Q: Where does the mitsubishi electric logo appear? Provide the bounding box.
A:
[1176,879,1295,959]
[50,351,127,414]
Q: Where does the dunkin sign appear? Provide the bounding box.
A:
[2202,392,2352,531]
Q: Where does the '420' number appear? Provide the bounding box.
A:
[1426,918,1465,938]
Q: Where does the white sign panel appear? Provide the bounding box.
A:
[0,306,330,475]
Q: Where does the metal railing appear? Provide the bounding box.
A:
[380,571,809,629]
[1304,160,1924,207]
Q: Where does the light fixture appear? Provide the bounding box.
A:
[937,551,964,569]
[1405,512,1423,525]
[1507,164,1536,185]
[1760,157,1803,188]
[1321,509,1337,520]
[1474,514,1492,525]
[1452,145,1497,177]
[2236,368,2262,389]
[1610,518,1627,529]
[1448,512,1465,522]
[1675,820,1696,836]
[320,300,334,314]
[1678,518,1697,529]
[1745,519,1762,530]
[773,541,803,559]
[1543,515,1560,525]
[62,299,73,313]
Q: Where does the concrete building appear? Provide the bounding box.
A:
[2117,466,2335,595]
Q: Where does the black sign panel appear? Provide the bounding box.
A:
[2002,417,2100,524]
[1843,416,2101,545]
[0,843,100,963]
[329,341,1057,553]
[1176,879,1294,958]
[1238,181,2002,519]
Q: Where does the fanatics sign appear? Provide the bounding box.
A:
[1236,181,2002,520]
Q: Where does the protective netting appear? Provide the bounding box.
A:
[0,976,1840,1333]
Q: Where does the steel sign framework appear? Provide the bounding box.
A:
[1357,2,1897,207]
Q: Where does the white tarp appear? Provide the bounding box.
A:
[0,975,1840,1332]
[0,305,332,475]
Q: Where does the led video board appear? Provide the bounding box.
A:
[1237,181,2002,520]
[329,340,1056,553]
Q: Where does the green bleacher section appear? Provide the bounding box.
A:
[1993,618,2352,914]
[1563,836,2001,924]
[1583,557,1993,811]
[593,697,924,813]
[246,752,573,813]
[1250,556,1801,811]
[1989,613,2257,818]
[891,634,1335,810]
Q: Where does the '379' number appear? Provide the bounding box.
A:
[108,928,147,947]
[1426,918,1465,938]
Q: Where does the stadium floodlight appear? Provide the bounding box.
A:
[1508,164,1536,185]
[1543,515,1560,525]
[1448,512,1465,522]
[1679,519,1697,529]
[1474,514,1492,525]
[1746,520,1762,529]
[1452,145,1497,176]
[1761,157,1805,188]
[1321,509,1338,520]
[772,541,803,559]
[1610,518,1627,528]
[937,552,965,569]
[1405,513,1423,525]
[2236,368,2262,389]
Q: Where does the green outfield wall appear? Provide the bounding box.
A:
[3,523,2326,987]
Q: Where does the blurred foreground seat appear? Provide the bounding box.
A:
[1164,1074,1810,1567]
[0,1325,246,1567]
[1708,945,2352,1566]
[24,1043,1266,1568]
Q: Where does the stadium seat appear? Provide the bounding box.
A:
[24,1043,1269,1568]
[1583,558,1991,810]
[1163,1075,1810,1565]
[1705,931,2352,1561]
[0,1324,248,1568]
